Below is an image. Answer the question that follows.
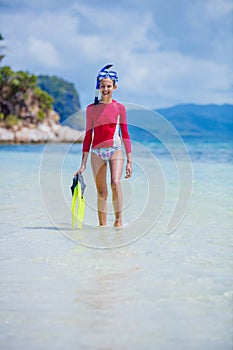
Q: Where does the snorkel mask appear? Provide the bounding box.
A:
[94,64,118,105]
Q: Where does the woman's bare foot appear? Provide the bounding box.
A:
[114,219,122,228]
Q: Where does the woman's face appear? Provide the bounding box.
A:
[99,78,117,100]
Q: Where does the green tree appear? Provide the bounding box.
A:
[0,66,53,125]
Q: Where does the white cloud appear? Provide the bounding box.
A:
[205,0,233,19]
[187,0,233,26]
[117,48,233,107]
[0,0,232,107]
[27,37,61,68]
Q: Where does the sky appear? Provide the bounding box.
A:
[0,0,232,109]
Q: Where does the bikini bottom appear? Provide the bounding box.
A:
[92,146,121,162]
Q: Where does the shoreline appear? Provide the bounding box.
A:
[0,123,84,144]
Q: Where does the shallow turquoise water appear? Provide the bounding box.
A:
[0,142,232,350]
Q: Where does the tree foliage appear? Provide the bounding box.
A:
[37,75,81,123]
[0,66,53,127]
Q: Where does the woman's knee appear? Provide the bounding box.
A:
[111,180,121,192]
[98,188,108,200]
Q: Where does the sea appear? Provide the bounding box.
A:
[0,135,232,349]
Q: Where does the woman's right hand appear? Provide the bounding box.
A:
[74,165,86,176]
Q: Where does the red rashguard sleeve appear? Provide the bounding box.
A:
[82,106,93,152]
[120,104,132,154]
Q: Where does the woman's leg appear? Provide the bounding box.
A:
[91,152,108,226]
[109,149,124,227]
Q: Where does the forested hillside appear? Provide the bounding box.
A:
[0,66,55,127]
[0,65,83,143]
[37,75,81,123]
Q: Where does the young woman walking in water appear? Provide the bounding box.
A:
[75,65,132,227]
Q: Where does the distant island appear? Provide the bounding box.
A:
[0,66,84,143]
[37,75,81,123]
[157,104,233,140]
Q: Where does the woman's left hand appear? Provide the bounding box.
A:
[125,162,132,178]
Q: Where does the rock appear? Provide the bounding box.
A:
[0,124,84,143]
[0,128,15,142]
[54,125,84,142]
[48,110,60,124]
[15,127,44,143]
[12,124,20,132]
[38,122,52,134]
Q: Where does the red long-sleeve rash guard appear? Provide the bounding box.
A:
[82,100,132,154]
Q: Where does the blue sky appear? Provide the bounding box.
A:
[0,0,232,109]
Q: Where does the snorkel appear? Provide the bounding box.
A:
[94,64,118,105]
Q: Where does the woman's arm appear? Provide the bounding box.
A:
[74,106,93,175]
[74,152,89,175]
[125,152,132,178]
[82,106,93,152]
[119,105,132,178]
[119,104,132,154]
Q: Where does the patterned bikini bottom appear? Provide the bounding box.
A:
[92,146,122,162]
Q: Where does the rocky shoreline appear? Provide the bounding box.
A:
[0,66,84,144]
[0,121,84,144]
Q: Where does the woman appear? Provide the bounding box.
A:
[75,65,132,227]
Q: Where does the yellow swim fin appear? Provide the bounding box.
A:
[77,183,85,229]
[71,174,86,229]
[71,184,78,229]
